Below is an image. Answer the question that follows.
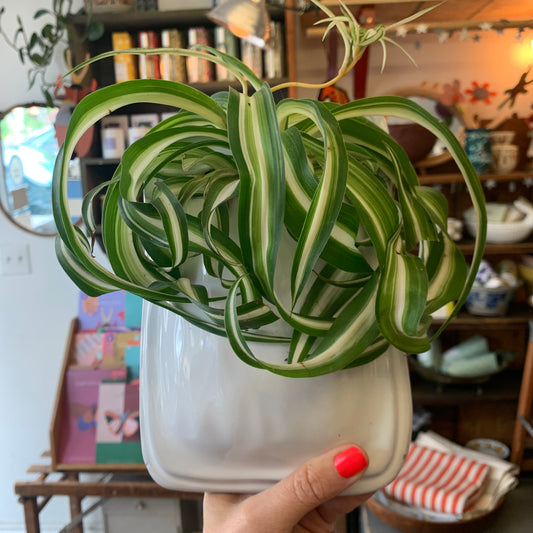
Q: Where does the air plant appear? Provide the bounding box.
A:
[52,0,486,377]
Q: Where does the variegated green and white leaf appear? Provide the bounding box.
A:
[376,227,431,352]
[227,84,285,300]
[281,128,370,274]
[52,27,486,377]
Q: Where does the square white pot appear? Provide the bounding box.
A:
[140,301,412,495]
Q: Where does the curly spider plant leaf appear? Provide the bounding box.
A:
[53,2,486,377]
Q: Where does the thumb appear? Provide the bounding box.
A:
[249,444,368,527]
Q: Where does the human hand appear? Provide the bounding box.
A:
[203,444,373,533]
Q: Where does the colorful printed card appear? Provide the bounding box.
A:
[59,366,127,464]
[95,381,143,464]
[125,292,143,329]
[125,343,141,382]
[78,290,127,330]
[101,330,140,367]
[72,332,104,366]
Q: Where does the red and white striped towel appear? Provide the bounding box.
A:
[384,443,490,515]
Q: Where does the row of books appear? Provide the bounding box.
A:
[111,22,285,85]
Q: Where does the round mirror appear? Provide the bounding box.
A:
[0,103,82,235]
[387,87,466,169]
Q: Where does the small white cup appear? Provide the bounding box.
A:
[492,144,518,174]
[490,130,515,146]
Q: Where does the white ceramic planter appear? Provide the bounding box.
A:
[140,300,412,495]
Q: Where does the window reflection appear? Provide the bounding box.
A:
[0,104,81,235]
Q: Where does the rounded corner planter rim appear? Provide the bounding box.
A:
[140,301,412,495]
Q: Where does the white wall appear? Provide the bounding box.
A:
[0,1,92,531]
[296,23,533,121]
[1,3,532,532]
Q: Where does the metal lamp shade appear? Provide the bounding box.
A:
[207,0,272,48]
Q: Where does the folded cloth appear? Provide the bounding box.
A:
[384,441,490,515]
[415,431,519,514]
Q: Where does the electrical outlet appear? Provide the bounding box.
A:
[0,243,31,276]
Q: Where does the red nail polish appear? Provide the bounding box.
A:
[334,446,368,478]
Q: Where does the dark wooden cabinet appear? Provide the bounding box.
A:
[412,170,533,467]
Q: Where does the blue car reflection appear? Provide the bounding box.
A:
[3,126,58,214]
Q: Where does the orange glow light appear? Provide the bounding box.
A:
[227,23,251,39]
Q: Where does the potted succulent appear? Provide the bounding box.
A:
[52,0,486,494]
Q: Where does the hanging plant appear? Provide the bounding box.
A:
[0,0,104,104]
[52,0,487,377]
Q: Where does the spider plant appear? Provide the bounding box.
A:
[52,0,486,377]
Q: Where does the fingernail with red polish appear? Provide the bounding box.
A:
[334,446,368,478]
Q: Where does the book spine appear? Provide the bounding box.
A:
[213,27,238,81]
[111,32,138,83]
[187,27,214,83]
[264,21,285,79]
[241,40,263,79]
[160,29,187,83]
[138,30,161,80]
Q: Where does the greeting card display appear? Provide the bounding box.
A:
[95,381,142,464]
[77,290,143,331]
[72,332,104,366]
[102,330,140,367]
[59,367,127,464]
[78,291,127,330]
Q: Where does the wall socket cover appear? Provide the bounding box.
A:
[0,243,31,276]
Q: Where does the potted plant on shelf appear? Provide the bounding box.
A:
[52,0,487,494]
[0,0,103,104]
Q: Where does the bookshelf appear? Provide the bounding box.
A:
[409,169,533,467]
[70,6,296,94]
[69,5,298,242]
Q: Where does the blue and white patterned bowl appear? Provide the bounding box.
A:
[465,283,519,316]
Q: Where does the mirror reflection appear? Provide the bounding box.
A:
[0,103,82,235]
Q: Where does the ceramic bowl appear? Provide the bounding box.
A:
[464,204,533,243]
[367,491,505,533]
[465,438,510,459]
[490,130,515,146]
[388,122,437,163]
[465,283,518,316]
[410,351,517,385]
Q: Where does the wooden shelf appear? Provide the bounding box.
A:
[71,6,287,30]
[418,170,533,185]
[14,461,201,533]
[456,240,533,255]
[414,169,533,456]
[433,302,533,328]
[410,369,522,406]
